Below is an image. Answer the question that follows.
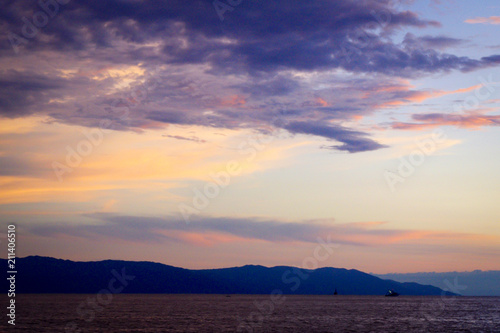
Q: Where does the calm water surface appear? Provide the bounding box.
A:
[2,294,499,332]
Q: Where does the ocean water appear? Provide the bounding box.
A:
[3,294,499,332]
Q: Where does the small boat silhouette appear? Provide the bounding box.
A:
[385,289,399,297]
[333,288,338,295]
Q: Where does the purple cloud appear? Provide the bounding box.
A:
[2,0,500,153]
[284,121,387,153]
[23,213,486,248]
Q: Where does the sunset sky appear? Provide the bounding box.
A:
[1,0,499,274]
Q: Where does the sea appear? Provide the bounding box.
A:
[3,294,499,332]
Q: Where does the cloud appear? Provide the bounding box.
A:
[283,121,387,153]
[376,83,483,108]
[1,0,500,153]
[162,134,206,143]
[2,0,497,75]
[0,70,83,116]
[465,16,500,25]
[391,112,500,130]
[403,33,464,50]
[25,213,489,248]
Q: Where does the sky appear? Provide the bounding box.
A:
[0,0,499,274]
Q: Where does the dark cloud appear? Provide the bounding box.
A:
[284,121,387,153]
[162,134,207,143]
[2,0,500,153]
[1,0,497,74]
[148,111,191,126]
[237,75,301,98]
[482,55,500,64]
[403,33,464,50]
[0,70,72,116]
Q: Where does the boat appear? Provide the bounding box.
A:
[333,288,338,295]
[385,289,399,297]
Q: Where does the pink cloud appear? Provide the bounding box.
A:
[392,112,500,130]
[219,95,247,107]
[375,83,483,109]
[465,16,500,25]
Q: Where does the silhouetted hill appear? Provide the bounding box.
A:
[2,256,456,295]
[376,271,500,296]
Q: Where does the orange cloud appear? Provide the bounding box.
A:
[392,122,436,131]
[164,230,252,247]
[465,16,500,25]
[377,84,482,108]
[316,97,330,107]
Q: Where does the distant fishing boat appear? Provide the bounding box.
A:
[385,289,399,297]
[333,288,338,295]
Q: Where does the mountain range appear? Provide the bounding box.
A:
[3,256,460,296]
[376,271,500,296]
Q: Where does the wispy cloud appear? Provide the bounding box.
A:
[465,16,500,25]
[162,135,207,144]
[375,83,483,108]
[25,213,495,248]
[403,33,464,50]
[391,112,500,130]
[284,121,388,153]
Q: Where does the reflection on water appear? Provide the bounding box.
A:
[2,294,499,332]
